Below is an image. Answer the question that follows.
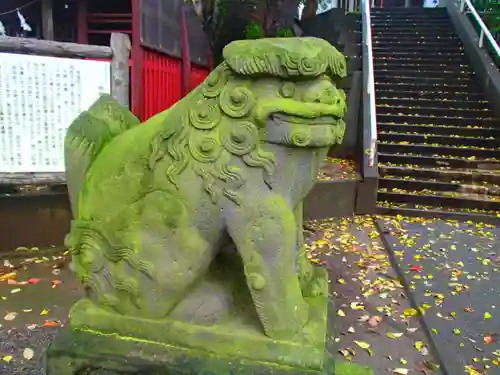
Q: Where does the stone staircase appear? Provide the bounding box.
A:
[372,7,500,222]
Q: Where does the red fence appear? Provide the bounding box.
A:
[87,48,209,122]
[141,49,208,120]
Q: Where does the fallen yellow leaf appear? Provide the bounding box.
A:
[403,308,419,316]
[23,348,34,360]
[353,340,371,349]
[4,312,17,321]
[0,272,16,281]
[387,332,404,339]
[392,368,409,375]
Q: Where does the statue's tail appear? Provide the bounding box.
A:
[64,94,140,217]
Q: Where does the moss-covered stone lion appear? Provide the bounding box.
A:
[64,37,347,343]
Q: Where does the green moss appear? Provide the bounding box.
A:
[68,296,329,370]
[45,325,375,374]
[254,98,346,125]
[245,24,294,40]
[335,361,374,375]
[223,37,347,78]
[46,324,340,374]
[245,21,266,39]
[277,28,294,37]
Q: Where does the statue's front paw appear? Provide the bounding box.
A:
[298,255,314,288]
[298,269,312,293]
[302,266,328,298]
[308,277,328,297]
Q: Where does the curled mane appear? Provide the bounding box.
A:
[149,62,276,205]
[148,37,346,205]
[222,37,347,79]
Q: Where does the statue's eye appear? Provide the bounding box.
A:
[279,82,295,98]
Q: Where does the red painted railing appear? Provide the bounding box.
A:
[87,48,209,122]
[141,49,208,121]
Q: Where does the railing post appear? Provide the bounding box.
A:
[478,29,484,48]
[361,0,377,168]
[110,33,131,107]
[180,4,192,97]
[459,0,465,12]
[460,0,500,59]
[370,139,377,168]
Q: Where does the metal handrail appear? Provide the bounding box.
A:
[459,0,500,59]
[361,0,377,168]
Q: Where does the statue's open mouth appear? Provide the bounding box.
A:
[265,112,345,148]
[256,98,346,147]
[269,113,337,126]
[255,98,346,127]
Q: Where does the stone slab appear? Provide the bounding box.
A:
[43,325,373,375]
[44,326,325,375]
[43,295,373,375]
[304,180,358,220]
[66,289,329,368]
[44,286,332,375]
[376,217,500,375]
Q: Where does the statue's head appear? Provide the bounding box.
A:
[198,37,347,149]
[156,38,348,198]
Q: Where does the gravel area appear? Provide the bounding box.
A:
[0,251,79,374]
[0,326,61,375]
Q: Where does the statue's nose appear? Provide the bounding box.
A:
[303,81,343,106]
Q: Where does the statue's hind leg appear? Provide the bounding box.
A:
[146,226,216,317]
[129,190,218,318]
[70,190,217,319]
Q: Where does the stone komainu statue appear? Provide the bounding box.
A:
[62,37,347,371]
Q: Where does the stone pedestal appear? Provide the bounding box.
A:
[44,296,335,375]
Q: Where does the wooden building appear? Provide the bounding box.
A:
[0,0,210,120]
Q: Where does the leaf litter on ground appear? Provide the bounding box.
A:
[304,215,442,374]
[377,215,500,374]
[0,250,74,367]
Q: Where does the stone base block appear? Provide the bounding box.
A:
[43,295,374,375]
[44,292,336,375]
[44,326,329,374]
[43,326,373,375]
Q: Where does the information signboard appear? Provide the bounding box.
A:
[0,53,110,173]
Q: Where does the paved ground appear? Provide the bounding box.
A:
[0,216,442,375]
[307,216,442,375]
[376,216,500,375]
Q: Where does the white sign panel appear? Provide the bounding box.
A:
[423,0,439,7]
[0,53,111,173]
